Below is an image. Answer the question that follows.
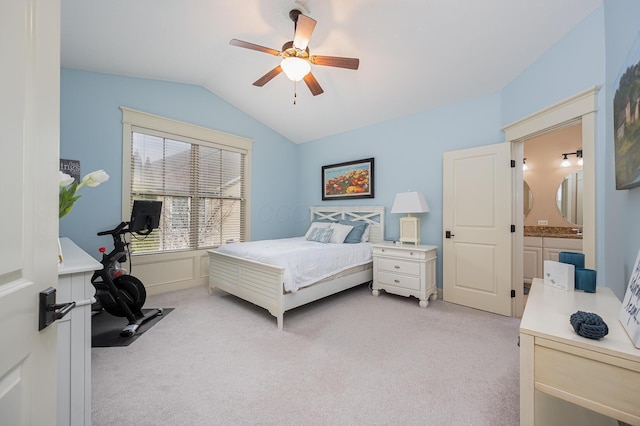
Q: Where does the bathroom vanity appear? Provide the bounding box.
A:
[523,228,582,284]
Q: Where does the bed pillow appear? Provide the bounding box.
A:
[304,221,332,239]
[306,227,334,243]
[328,222,353,244]
[339,220,369,243]
[360,223,371,242]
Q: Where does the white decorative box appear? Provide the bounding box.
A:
[543,260,575,291]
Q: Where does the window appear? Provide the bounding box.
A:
[122,108,252,255]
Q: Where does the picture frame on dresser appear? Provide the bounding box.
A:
[322,157,374,200]
[619,248,640,348]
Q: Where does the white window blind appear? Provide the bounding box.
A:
[129,130,246,254]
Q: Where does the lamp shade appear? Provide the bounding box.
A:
[390,191,430,214]
[281,57,311,82]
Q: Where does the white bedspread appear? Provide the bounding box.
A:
[215,237,373,292]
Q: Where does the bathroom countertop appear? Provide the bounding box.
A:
[523,226,583,239]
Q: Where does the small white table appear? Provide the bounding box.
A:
[371,242,438,307]
[58,237,101,426]
[520,279,640,425]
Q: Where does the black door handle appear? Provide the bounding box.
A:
[39,287,76,331]
[445,230,455,239]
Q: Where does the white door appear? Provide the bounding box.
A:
[442,143,513,316]
[0,0,61,424]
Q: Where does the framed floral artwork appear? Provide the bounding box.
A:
[322,158,374,200]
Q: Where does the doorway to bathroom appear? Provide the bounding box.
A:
[522,124,584,301]
[504,86,598,317]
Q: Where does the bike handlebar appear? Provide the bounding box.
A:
[97,221,130,236]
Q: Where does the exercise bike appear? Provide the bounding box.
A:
[91,200,163,337]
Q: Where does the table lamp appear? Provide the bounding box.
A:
[390,191,430,245]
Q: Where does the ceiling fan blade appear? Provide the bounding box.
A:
[230,39,281,56]
[303,72,324,96]
[293,14,316,51]
[310,55,359,70]
[253,65,283,87]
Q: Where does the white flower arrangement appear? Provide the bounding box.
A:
[59,169,110,218]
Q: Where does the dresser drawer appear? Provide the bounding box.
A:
[376,271,421,291]
[373,246,426,261]
[377,257,421,276]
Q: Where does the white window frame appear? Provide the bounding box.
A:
[121,107,253,256]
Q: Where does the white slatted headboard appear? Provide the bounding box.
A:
[309,206,385,243]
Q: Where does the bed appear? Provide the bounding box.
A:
[208,206,385,329]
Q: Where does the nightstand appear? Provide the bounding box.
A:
[371,241,438,307]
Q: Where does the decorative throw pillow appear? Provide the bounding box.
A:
[328,222,354,244]
[339,220,369,243]
[306,227,333,243]
[360,223,371,242]
[304,221,332,239]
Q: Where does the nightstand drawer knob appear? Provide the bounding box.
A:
[394,265,400,269]
[394,279,400,283]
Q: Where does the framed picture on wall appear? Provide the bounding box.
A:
[60,158,81,183]
[322,158,374,200]
[613,30,640,190]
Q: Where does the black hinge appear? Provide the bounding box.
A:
[511,289,516,298]
[511,224,515,233]
[510,160,516,168]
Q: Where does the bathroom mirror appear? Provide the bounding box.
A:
[523,180,533,218]
[556,170,583,226]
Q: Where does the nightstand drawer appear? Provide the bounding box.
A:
[376,271,421,291]
[377,258,421,276]
[373,246,426,261]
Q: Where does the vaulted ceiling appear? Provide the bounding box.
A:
[61,0,603,144]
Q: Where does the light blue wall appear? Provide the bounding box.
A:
[60,1,640,298]
[603,0,640,299]
[501,0,640,299]
[60,69,298,256]
[297,93,503,289]
[500,5,612,290]
[500,7,606,126]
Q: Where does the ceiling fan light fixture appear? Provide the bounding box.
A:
[281,57,311,81]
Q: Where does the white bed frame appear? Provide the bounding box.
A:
[208,206,385,329]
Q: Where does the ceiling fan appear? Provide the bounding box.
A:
[230,9,359,97]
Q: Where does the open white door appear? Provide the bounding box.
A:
[442,143,513,316]
[0,0,60,423]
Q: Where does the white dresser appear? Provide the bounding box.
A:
[520,279,640,425]
[58,237,101,426]
[371,242,438,307]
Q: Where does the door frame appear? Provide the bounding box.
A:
[503,86,599,317]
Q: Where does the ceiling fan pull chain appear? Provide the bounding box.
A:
[293,80,297,105]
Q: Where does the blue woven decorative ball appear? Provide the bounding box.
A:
[569,311,608,339]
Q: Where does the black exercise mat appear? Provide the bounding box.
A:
[91,308,173,347]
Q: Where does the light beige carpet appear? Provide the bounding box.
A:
[92,284,521,425]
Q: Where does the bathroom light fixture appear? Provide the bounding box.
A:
[390,191,430,245]
[523,158,529,171]
[560,149,583,167]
